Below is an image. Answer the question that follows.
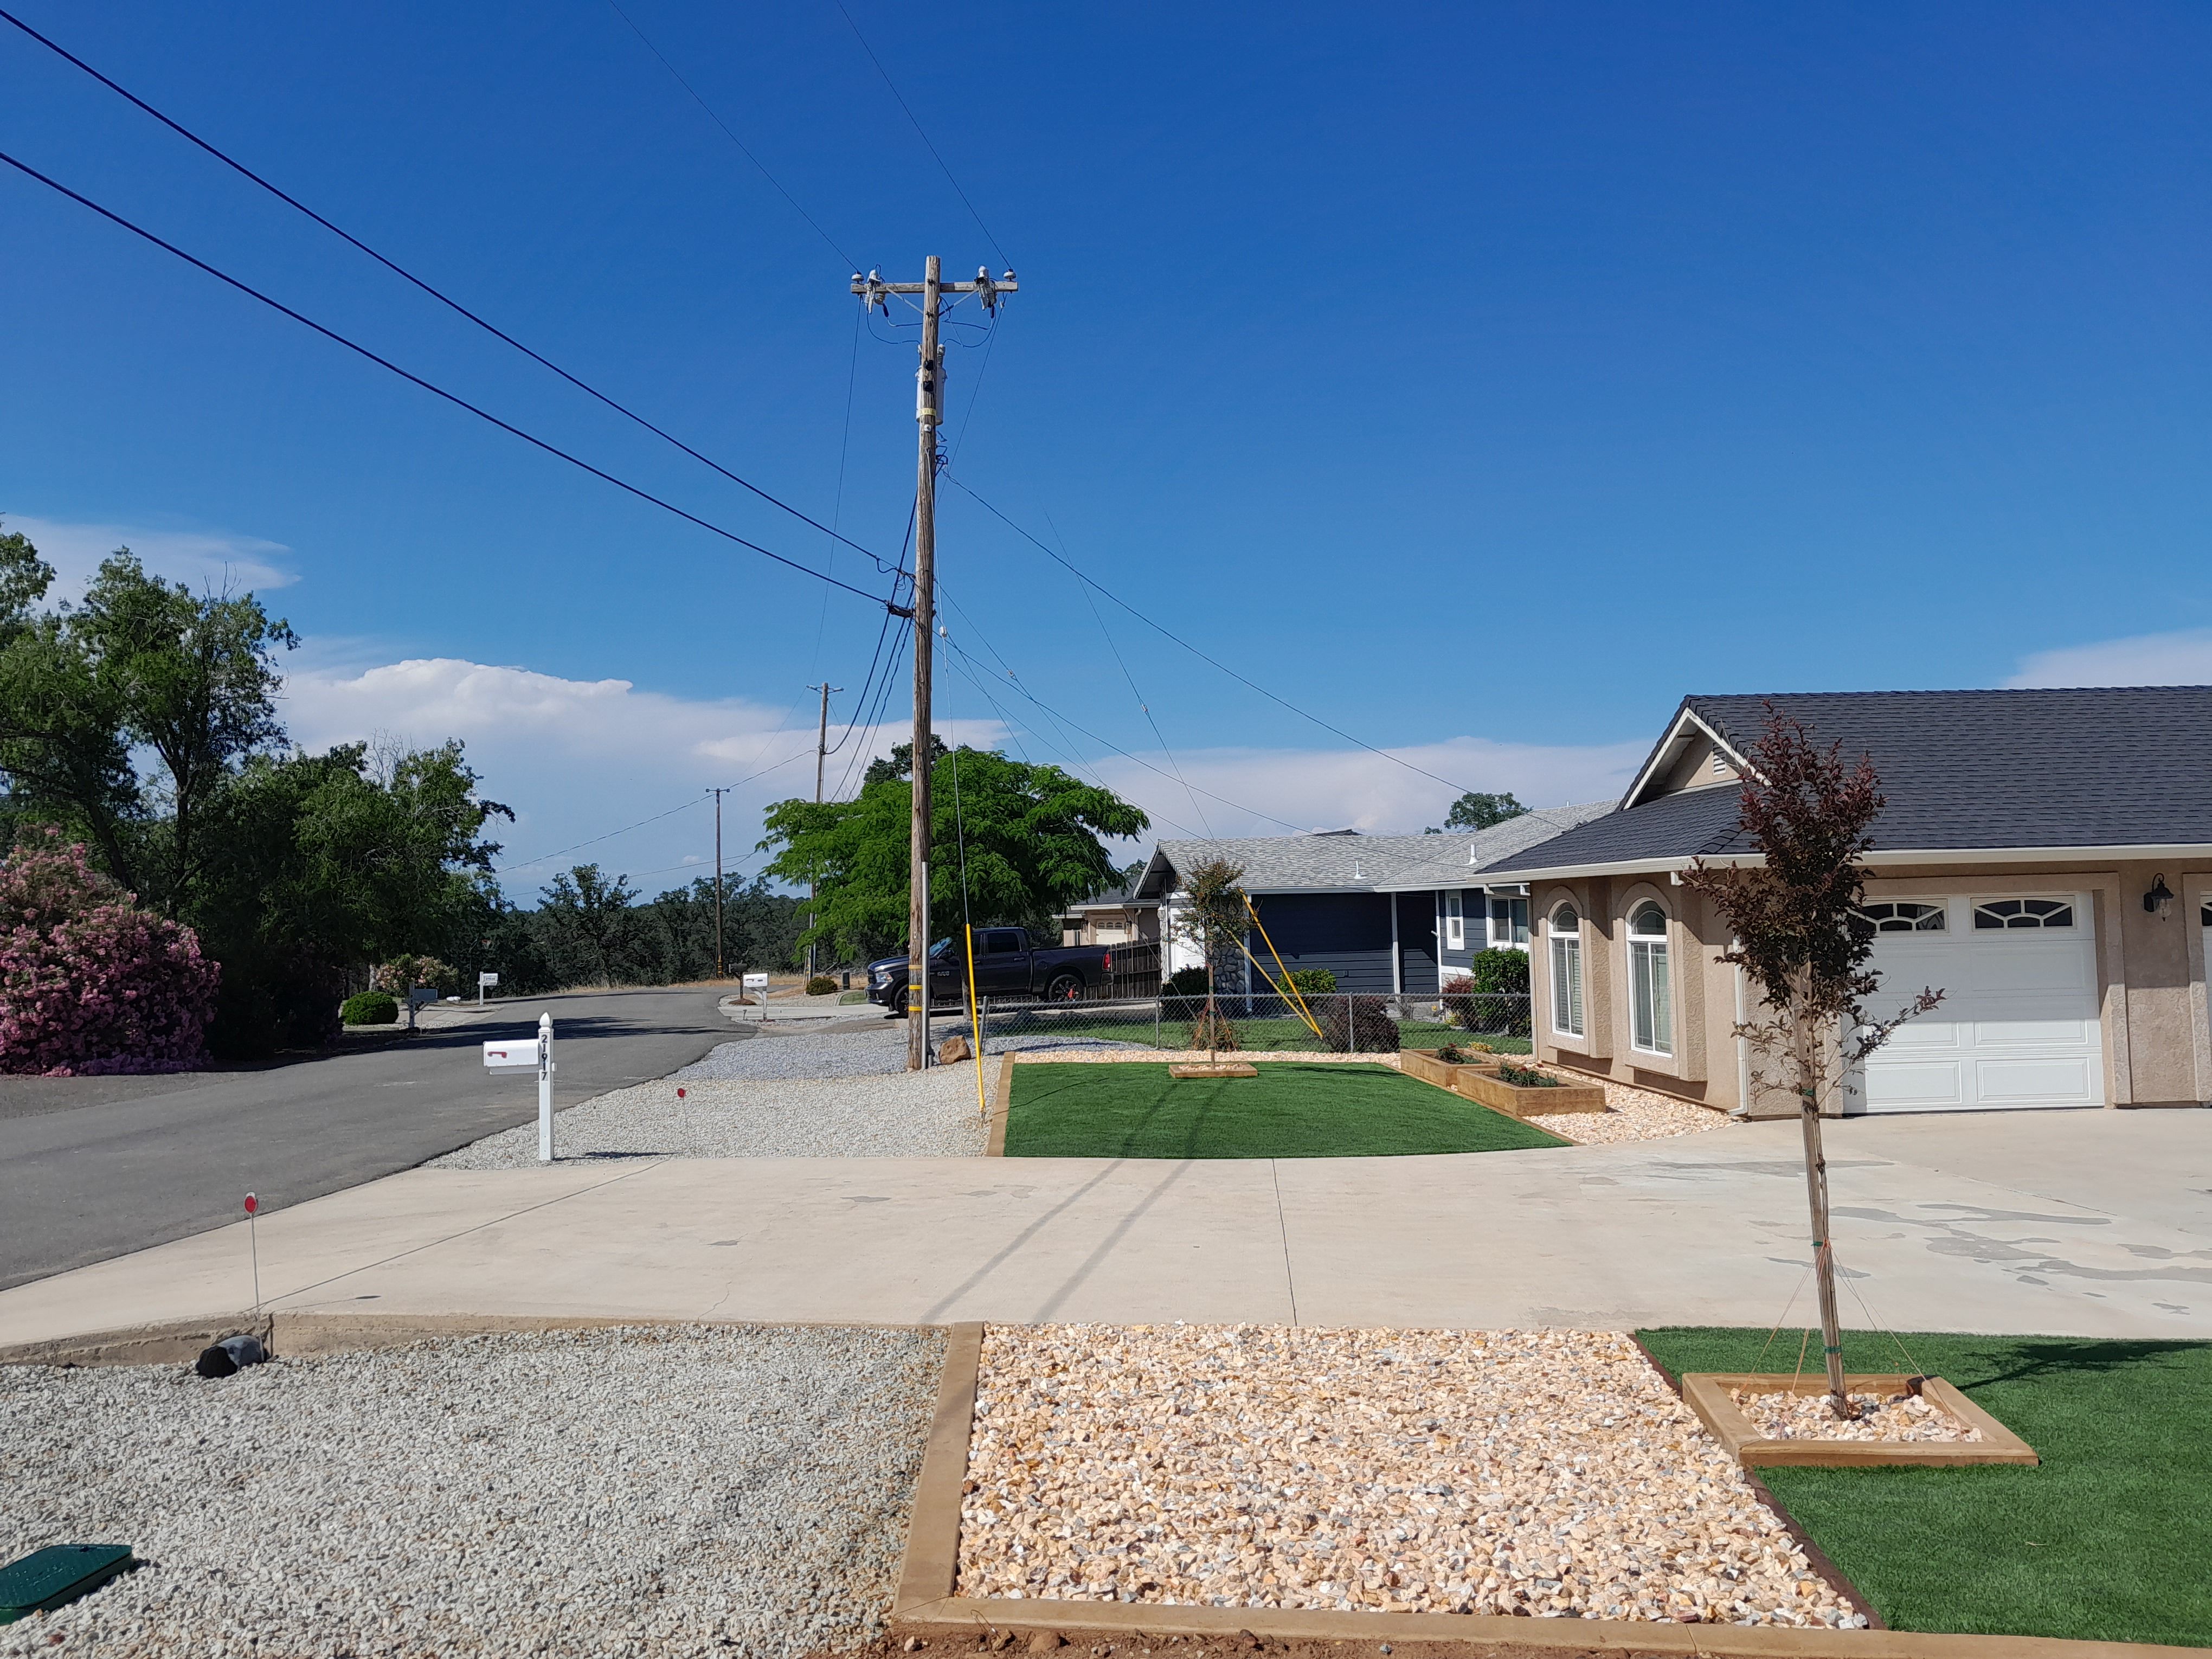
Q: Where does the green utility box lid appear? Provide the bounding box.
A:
[0,1545,136,1623]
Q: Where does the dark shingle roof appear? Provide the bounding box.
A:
[1142,802,1615,895]
[1476,686,2212,877]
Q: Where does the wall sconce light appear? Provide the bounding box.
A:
[2144,874,2175,918]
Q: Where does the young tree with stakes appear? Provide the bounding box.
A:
[1174,859,1249,1065]
[1680,708,1942,1418]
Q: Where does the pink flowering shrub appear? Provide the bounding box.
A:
[0,833,221,1075]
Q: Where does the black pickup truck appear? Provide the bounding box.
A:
[865,927,1118,1014]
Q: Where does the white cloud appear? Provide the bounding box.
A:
[280,654,1005,897]
[1088,736,1642,840]
[4,514,298,597]
[2005,629,2212,689]
[276,653,1643,898]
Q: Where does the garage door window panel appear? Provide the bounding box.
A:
[1627,901,1672,1057]
[1855,901,1946,933]
[1973,898,2074,930]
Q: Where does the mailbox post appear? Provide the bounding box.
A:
[481,1015,556,1162]
[477,970,498,1008]
[743,971,770,1023]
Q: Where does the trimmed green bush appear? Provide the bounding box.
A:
[340,989,398,1026]
[1165,964,1210,998]
[805,974,838,996]
[1284,966,1338,996]
[1466,948,1531,994]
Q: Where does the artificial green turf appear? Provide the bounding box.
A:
[1003,1060,1570,1159]
[1634,1327,2212,1647]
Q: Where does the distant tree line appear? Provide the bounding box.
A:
[479,866,809,996]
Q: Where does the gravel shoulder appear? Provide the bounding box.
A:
[432,1028,1159,1167]
[0,1325,944,1659]
[430,1065,992,1166]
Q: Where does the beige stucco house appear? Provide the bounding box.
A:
[1472,689,2212,1117]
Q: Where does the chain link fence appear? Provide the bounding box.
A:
[941,989,1533,1057]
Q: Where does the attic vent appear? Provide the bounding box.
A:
[1709,751,1728,776]
[1353,859,1364,879]
[1467,843,1478,865]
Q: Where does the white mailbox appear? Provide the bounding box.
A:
[478,971,499,987]
[742,973,769,991]
[482,1038,541,1069]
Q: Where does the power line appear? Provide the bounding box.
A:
[832,2,1011,270]
[1046,507,1212,837]
[0,146,899,612]
[941,469,1483,796]
[0,7,902,578]
[496,796,705,876]
[599,0,862,272]
[496,742,817,876]
[933,620,1306,834]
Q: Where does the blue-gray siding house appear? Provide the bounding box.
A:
[1130,805,1612,994]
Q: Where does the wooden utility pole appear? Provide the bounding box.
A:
[851,259,1016,1070]
[806,681,842,979]
[708,787,729,978]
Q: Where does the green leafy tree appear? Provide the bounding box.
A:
[74,552,298,909]
[863,735,949,788]
[187,742,511,1056]
[0,533,142,883]
[535,865,661,985]
[1437,790,1528,833]
[760,746,1148,966]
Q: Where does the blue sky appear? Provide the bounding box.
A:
[5,2,2210,896]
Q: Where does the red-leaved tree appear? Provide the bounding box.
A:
[0,831,221,1075]
[1680,708,1942,1416]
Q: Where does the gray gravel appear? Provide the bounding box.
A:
[428,1066,991,1166]
[0,1324,944,1659]
[673,1027,1147,1084]
[427,1026,1151,1167]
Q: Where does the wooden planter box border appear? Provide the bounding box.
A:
[1682,1373,2040,1469]
[1454,1063,1609,1117]
[889,1327,2168,1657]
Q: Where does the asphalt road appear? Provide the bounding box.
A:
[0,985,745,1291]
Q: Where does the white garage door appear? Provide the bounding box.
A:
[1854,893,2104,1113]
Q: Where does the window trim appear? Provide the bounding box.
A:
[1548,904,1584,1038]
[1444,890,1464,952]
[1626,901,1673,1057]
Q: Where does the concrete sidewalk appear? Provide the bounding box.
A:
[4,1110,2207,1345]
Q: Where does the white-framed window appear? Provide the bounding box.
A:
[1548,904,1584,1037]
[1627,900,1673,1056]
[1854,901,1947,934]
[1444,890,1464,951]
[1973,897,2074,930]
[1490,895,1531,949]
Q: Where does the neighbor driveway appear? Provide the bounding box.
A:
[3,1105,2205,1343]
[0,986,743,1291]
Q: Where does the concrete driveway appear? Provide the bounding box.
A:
[3,1105,2204,1346]
[0,985,744,1291]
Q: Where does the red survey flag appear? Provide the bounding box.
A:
[243,1193,258,1215]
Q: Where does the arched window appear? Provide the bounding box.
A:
[1548,904,1583,1037]
[1627,901,1672,1056]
